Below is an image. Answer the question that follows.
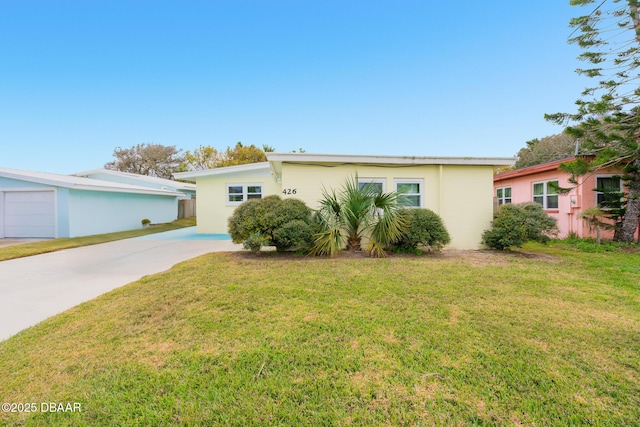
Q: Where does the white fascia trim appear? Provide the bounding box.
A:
[0,170,182,196]
[74,169,197,191]
[69,185,183,196]
[266,152,516,166]
[174,162,272,179]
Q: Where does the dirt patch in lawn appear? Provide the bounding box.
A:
[230,248,558,266]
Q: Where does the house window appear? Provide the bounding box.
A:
[358,178,386,193]
[595,176,623,209]
[496,186,512,205]
[395,179,423,208]
[532,180,559,209]
[226,183,262,206]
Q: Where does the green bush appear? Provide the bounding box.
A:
[228,196,314,252]
[272,219,314,251]
[243,232,271,253]
[482,202,557,250]
[393,209,450,252]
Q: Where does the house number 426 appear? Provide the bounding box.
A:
[282,188,297,195]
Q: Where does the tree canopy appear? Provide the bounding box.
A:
[104,143,184,179]
[545,0,640,242]
[515,134,578,169]
[179,142,269,171]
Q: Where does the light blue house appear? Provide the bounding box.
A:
[0,167,183,238]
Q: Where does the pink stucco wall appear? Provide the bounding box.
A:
[493,159,635,240]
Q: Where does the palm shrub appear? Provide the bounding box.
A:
[482,202,558,250]
[228,196,314,252]
[311,176,406,257]
[392,208,450,253]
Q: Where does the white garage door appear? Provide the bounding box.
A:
[3,191,56,238]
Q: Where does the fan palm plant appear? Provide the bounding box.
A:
[311,175,407,257]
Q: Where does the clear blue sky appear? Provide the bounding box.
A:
[1,1,588,174]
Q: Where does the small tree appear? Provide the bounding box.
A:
[228,196,314,253]
[482,203,558,250]
[392,209,450,253]
[579,207,615,245]
[311,176,406,258]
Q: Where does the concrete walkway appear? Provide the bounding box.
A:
[0,228,241,341]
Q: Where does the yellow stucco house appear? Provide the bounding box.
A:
[174,153,515,249]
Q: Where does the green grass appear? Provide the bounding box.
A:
[0,218,196,261]
[1,245,639,426]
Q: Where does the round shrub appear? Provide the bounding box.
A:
[228,196,314,252]
[482,202,558,250]
[393,209,450,252]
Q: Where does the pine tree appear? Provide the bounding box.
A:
[546,0,640,242]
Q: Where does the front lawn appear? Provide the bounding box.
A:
[1,245,638,425]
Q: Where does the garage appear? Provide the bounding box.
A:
[0,167,187,239]
[3,191,56,238]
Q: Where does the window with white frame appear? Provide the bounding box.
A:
[532,180,559,209]
[595,175,623,209]
[358,178,386,194]
[226,183,262,205]
[496,186,512,205]
[395,179,423,208]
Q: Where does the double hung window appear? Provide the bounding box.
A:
[496,186,512,205]
[395,179,423,208]
[532,180,559,209]
[357,178,385,194]
[595,176,623,209]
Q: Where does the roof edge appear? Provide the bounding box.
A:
[494,156,583,180]
[266,152,515,166]
[174,162,271,179]
[0,167,183,196]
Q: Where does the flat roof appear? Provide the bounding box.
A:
[171,153,516,180]
[0,167,183,196]
[267,152,515,178]
[173,162,271,179]
[74,168,196,191]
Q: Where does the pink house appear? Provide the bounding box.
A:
[493,157,638,240]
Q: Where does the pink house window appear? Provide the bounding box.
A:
[596,176,623,209]
[533,180,559,209]
[496,186,512,205]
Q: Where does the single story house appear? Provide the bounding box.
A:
[0,167,183,238]
[493,157,638,240]
[174,153,515,250]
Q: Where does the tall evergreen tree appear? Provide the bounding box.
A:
[546,0,640,242]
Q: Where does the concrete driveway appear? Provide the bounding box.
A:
[0,227,241,341]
